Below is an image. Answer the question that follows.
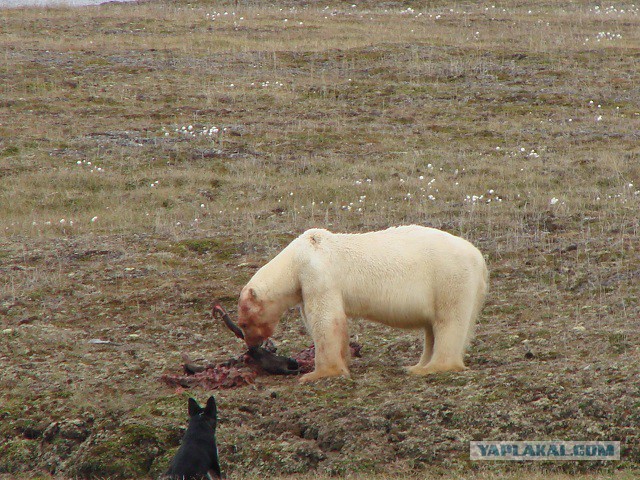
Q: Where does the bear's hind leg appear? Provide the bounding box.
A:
[405,324,434,375]
[408,311,470,375]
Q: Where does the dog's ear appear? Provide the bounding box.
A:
[204,396,217,423]
[188,397,202,417]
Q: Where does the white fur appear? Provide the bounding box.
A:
[238,225,488,382]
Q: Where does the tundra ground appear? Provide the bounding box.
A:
[0,0,639,478]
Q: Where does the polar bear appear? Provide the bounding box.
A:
[237,225,488,383]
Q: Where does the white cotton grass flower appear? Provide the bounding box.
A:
[91,216,98,223]
[466,194,483,203]
[76,159,105,172]
[463,188,503,205]
[550,197,559,205]
[174,124,224,139]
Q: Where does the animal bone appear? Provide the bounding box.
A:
[212,304,300,375]
[212,304,245,340]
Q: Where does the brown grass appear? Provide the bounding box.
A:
[0,0,639,479]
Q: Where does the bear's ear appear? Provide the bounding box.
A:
[188,398,202,417]
[249,287,258,301]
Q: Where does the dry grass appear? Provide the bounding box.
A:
[1,0,639,479]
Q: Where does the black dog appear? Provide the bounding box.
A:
[165,396,222,480]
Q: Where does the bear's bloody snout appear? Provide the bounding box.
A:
[242,324,271,347]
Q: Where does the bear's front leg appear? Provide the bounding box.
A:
[299,366,350,383]
[299,297,350,383]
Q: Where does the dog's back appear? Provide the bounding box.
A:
[165,397,221,480]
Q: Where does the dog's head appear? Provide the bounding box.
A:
[188,396,217,430]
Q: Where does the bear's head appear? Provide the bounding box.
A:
[237,286,278,347]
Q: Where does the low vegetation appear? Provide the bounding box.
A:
[0,0,638,478]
